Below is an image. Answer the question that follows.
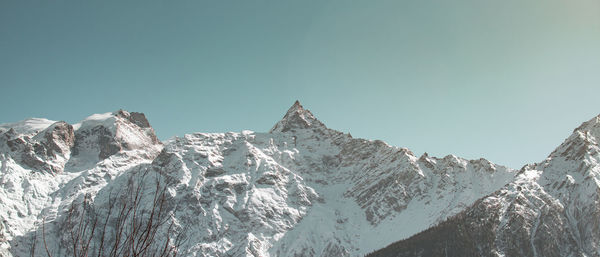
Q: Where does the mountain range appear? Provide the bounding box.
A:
[0,101,598,257]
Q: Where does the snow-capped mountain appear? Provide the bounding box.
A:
[367,115,600,257]
[1,102,519,256]
[0,110,162,257]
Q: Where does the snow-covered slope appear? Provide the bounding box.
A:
[1,102,517,257]
[0,110,162,256]
[367,114,600,257]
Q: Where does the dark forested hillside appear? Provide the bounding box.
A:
[365,197,499,257]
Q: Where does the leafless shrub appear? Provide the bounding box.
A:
[41,170,186,257]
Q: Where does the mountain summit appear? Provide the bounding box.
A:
[270,100,326,133]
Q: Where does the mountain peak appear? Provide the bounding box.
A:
[114,110,152,129]
[71,110,160,160]
[534,113,600,181]
[283,100,306,117]
[270,101,326,133]
[572,114,600,136]
[290,100,303,110]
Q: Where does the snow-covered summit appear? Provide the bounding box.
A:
[270,101,327,133]
[0,110,161,171]
[531,113,600,187]
[71,109,161,161]
[573,113,600,135]
[0,118,56,136]
[544,114,600,161]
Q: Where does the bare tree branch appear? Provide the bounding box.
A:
[39,170,183,257]
[42,217,54,257]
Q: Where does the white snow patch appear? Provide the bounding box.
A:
[0,118,56,135]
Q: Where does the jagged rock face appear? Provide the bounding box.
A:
[367,114,600,257]
[72,110,161,161]
[73,125,121,159]
[0,121,74,173]
[1,102,518,257]
[37,121,76,158]
[145,132,319,257]
[118,110,152,129]
[270,101,325,133]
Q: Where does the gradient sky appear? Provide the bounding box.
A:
[1,0,600,169]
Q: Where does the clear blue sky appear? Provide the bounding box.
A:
[1,0,599,169]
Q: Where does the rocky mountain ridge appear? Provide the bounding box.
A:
[0,102,570,256]
[367,114,600,257]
